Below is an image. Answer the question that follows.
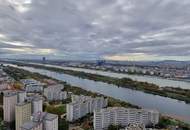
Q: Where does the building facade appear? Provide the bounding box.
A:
[26,95,43,114]
[17,91,27,103]
[21,79,43,93]
[44,113,58,130]
[93,107,159,130]
[21,112,58,130]
[3,92,18,122]
[32,98,43,114]
[67,95,108,122]
[44,84,67,101]
[16,102,32,130]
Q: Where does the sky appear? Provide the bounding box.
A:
[0,0,190,61]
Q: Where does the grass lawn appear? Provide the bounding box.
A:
[45,104,66,116]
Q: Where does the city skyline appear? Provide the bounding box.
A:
[1,0,190,61]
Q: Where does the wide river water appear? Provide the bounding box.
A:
[9,65,190,123]
[28,63,190,90]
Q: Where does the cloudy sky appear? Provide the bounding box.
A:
[0,0,190,61]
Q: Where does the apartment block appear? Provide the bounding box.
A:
[43,113,58,130]
[44,84,67,101]
[26,95,43,114]
[17,91,27,103]
[21,112,58,130]
[93,107,159,130]
[3,92,18,122]
[21,79,43,93]
[67,95,108,122]
[16,102,32,130]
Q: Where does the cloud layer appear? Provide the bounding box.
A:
[0,0,190,61]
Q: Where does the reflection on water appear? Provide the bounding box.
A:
[10,65,190,123]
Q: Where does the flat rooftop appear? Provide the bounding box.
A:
[44,113,58,121]
[20,121,41,130]
[4,92,17,97]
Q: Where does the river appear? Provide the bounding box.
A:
[9,65,190,123]
[27,63,190,90]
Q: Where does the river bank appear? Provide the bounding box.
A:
[3,65,190,129]
[14,63,190,104]
[66,65,190,83]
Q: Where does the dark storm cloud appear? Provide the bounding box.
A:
[0,0,190,60]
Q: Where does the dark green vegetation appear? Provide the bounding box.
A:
[3,65,50,82]
[3,65,190,129]
[157,117,190,130]
[107,125,124,130]
[0,118,5,130]
[15,63,190,103]
[45,104,66,116]
[58,119,69,130]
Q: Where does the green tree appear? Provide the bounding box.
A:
[0,118,5,130]
[59,119,69,130]
[108,125,122,130]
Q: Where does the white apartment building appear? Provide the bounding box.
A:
[26,95,43,114]
[44,84,67,101]
[32,98,43,114]
[3,92,18,122]
[44,113,58,130]
[21,79,44,93]
[93,107,159,130]
[21,112,58,130]
[15,102,32,130]
[71,95,108,113]
[17,91,27,103]
[67,95,108,122]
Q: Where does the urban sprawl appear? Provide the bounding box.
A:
[0,65,187,130]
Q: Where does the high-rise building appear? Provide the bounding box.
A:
[21,79,44,93]
[44,84,67,101]
[32,97,43,114]
[43,113,58,130]
[3,92,17,122]
[21,112,58,130]
[26,96,43,114]
[93,107,159,130]
[15,102,32,130]
[67,95,108,122]
[17,91,27,103]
